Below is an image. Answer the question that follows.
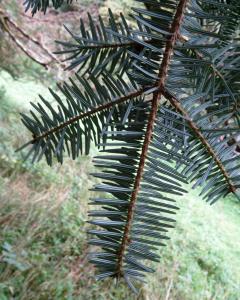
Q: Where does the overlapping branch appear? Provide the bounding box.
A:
[162,89,236,193]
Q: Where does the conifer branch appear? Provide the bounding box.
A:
[116,0,189,277]
[162,89,237,193]
[30,87,148,144]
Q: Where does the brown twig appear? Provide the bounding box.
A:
[1,17,48,69]
[5,14,61,63]
[0,8,65,69]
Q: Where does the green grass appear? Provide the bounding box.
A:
[0,71,53,110]
[0,75,240,300]
[147,191,240,300]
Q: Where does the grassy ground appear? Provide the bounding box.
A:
[0,73,240,300]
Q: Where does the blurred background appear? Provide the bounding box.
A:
[0,1,240,299]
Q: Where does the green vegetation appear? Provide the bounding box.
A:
[0,74,240,300]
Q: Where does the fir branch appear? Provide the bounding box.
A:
[30,87,149,144]
[162,89,237,193]
[116,0,189,278]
